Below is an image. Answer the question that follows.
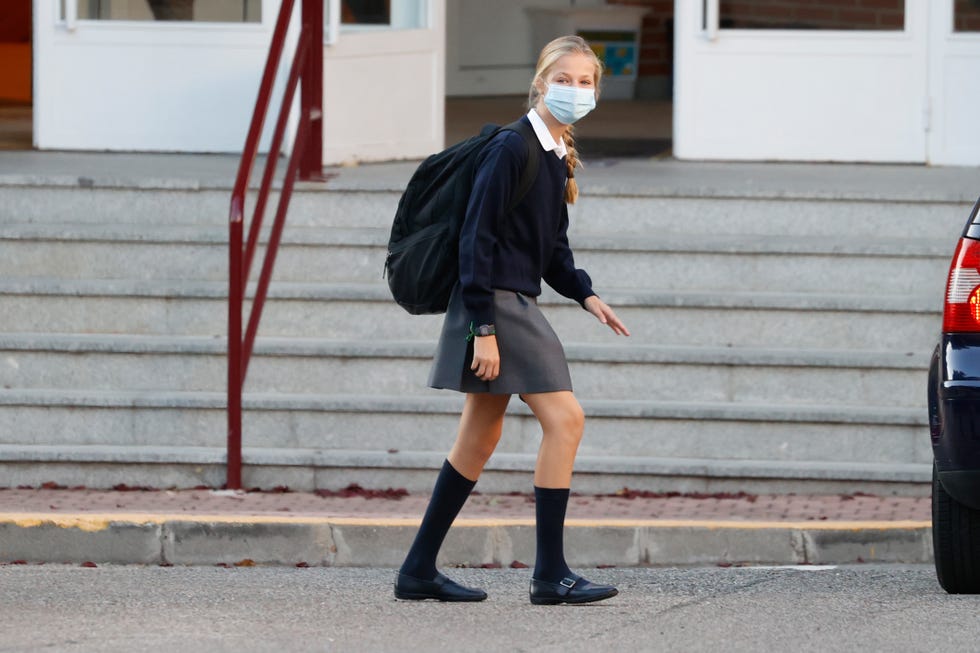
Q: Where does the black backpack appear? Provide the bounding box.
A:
[384,119,541,315]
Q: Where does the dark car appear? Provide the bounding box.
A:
[928,196,980,594]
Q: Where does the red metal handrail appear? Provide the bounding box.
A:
[228,0,327,489]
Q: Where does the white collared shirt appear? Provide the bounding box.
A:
[526,108,568,160]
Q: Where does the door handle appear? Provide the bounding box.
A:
[65,0,78,31]
[704,0,719,41]
[325,0,340,46]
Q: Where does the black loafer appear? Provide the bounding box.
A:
[529,575,618,605]
[394,572,488,602]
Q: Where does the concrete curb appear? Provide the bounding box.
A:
[0,513,933,567]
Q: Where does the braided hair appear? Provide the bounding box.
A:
[526,35,603,205]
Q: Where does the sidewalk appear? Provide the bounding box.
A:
[0,486,932,568]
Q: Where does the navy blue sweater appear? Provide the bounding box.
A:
[458,119,594,326]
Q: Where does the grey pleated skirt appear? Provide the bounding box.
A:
[428,284,573,395]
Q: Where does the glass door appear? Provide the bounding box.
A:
[319,0,444,164]
[673,0,929,162]
[927,0,980,165]
[34,0,283,151]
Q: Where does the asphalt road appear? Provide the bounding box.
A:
[1,564,978,652]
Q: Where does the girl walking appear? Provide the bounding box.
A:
[394,35,630,605]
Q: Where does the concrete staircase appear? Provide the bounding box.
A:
[0,159,972,494]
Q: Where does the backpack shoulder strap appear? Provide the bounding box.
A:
[501,119,541,213]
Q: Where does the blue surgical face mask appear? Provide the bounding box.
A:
[543,84,596,125]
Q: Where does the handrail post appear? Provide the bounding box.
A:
[300,0,324,181]
[228,211,244,490]
[228,0,331,490]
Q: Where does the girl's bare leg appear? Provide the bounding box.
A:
[521,391,584,488]
[447,393,512,480]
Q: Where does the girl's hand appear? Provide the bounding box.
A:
[584,295,630,336]
[471,335,501,381]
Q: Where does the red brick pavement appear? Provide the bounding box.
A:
[0,487,931,522]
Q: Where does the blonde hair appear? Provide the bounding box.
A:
[527,35,602,204]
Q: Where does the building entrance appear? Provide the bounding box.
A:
[445,0,674,159]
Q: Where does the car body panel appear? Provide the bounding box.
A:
[931,196,980,511]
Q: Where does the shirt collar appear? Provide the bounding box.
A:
[526,108,568,159]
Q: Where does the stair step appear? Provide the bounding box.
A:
[0,279,942,349]
[0,332,931,365]
[2,179,973,240]
[0,334,930,407]
[0,389,929,466]
[4,154,976,200]
[2,159,966,492]
[0,444,932,494]
[570,194,972,240]
[0,185,399,228]
[0,221,954,254]
[0,223,952,294]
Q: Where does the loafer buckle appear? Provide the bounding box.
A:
[559,577,576,589]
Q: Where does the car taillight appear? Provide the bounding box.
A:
[943,237,980,332]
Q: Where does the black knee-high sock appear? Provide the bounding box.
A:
[533,486,574,582]
[399,459,476,581]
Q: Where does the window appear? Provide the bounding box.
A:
[955,0,980,32]
[340,0,426,30]
[718,0,905,32]
[70,0,262,22]
[341,0,387,25]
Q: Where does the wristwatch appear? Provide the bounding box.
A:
[474,324,496,337]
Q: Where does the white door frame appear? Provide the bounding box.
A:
[673,0,930,163]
